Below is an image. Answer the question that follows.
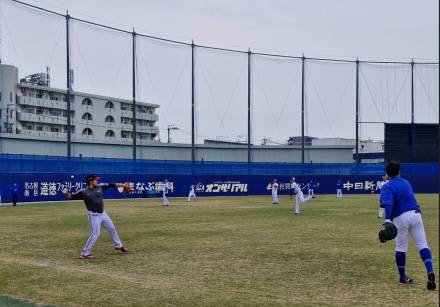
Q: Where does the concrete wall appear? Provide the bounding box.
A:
[0,134,354,163]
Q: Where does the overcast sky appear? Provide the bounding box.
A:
[1,0,438,143]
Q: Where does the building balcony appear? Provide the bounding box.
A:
[17,112,69,125]
[121,125,159,134]
[120,110,158,121]
[17,96,72,110]
[17,129,67,139]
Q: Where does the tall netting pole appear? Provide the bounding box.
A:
[355,59,359,164]
[191,41,195,161]
[132,30,137,160]
[66,12,72,158]
[247,49,251,163]
[301,55,305,163]
[411,59,414,124]
[410,59,415,162]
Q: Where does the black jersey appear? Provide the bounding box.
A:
[71,183,115,213]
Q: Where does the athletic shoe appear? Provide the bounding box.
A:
[80,254,95,260]
[115,245,129,253]
[427,272,436,290]
[400,276,414,284]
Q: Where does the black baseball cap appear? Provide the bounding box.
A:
[86,174,101,183]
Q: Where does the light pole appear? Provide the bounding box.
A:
[167,125,179,143]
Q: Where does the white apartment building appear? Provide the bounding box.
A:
[0,64,159,143]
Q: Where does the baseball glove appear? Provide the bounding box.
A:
[378,222,397,243]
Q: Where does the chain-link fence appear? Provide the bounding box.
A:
[0,0,438,162]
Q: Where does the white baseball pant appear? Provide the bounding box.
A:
[188,191,196,201]
[82,211,123,256]
[336,189,342,198]
[272,191,279,204]
[295,192,311,214]
[163,192,169,206]
[393,210,429,252]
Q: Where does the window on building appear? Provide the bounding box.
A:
[10,92,13,102]
[121,117,131,125]
[121,131,131,139]
[36,126,43,131]
[105,115,115,123]
[105,101,115,109]
[82,98,93,106]
[105,130,115,138]
[82,112,93,121]
[82,128,93,137]
[51,127,60,133]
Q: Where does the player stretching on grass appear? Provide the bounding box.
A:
[187,184,197,202]
[62,174,130,259]
[380,161,435,289]
[271,179,279,204]
[163,179,170,207]
[291,177,311,215]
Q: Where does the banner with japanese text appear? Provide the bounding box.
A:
[0,173,437,203]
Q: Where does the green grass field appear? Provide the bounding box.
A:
[0,194,438,306]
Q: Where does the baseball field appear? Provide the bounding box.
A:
[0,194,438,307]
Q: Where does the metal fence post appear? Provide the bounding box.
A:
[247,49,252,163]
[65,12,72,158]
[411,59,414,124]
[301,55,305,163]
[355,59,359,164]
[191,41,196,161]
[132,29,137,160]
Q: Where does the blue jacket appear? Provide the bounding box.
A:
[380,177,420,220]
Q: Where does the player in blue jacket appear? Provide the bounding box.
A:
[336,180,343,198]
[11,182,19,206]
[380,161,435,290]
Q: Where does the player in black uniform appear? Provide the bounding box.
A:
[63,174,131,259]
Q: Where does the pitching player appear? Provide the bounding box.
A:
[271,179,279,204]
[336,179,343,198]
[187,184,197,202]
[62,174,130,259]
[291,177,311,215]
[163,179,170,207]
[380,161,435,289]
[375,175,389,218]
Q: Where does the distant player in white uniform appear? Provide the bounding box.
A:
[380,161,435,289]
[375,175,389,218]
[187,184,197,202]
[336,179,343,198]
[163,179,170,207]
[271,179,279,204]
[291,177,311,215]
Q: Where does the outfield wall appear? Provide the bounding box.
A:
[0,155,438,203]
